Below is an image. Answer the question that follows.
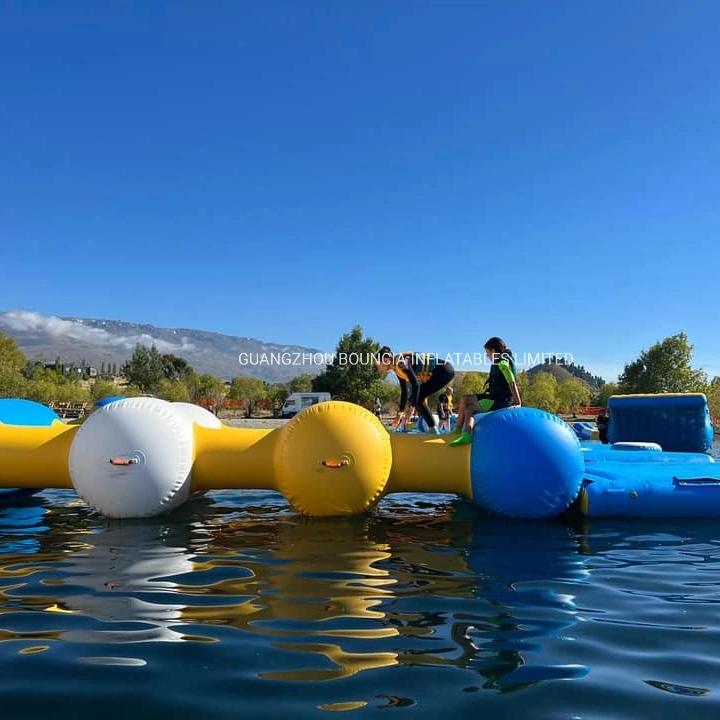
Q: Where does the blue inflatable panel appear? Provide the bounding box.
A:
[94,395,126,407]
[607,393,713,453]
[583,442,714,466]
[611,441,661,452]
[0,399,62,427]
[582,443,720,517]
[572,422,594,440]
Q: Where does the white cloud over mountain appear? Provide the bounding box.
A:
[1,310,196,355]
[0,309,322,382]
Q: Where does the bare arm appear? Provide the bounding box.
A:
[509,381,521,407]
[498,359,521,407]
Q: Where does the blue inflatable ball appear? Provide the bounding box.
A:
[469,407,584,519]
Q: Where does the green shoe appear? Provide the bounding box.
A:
[452,425,464,434]
[449,432,472,447]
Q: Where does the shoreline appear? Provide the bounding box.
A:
[220,413,600,430]
[222,417,289,429]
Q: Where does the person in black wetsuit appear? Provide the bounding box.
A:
[450,336,522,447]
[596,407,609,444]
[375,346,455,434]
[437,392,451,432]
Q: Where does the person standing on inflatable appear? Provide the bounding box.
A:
[375,346,455,434]
[450,337,521,447]
[596,407,610,444]
[437,391,451,432]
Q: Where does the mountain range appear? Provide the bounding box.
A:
[0,310,327,383]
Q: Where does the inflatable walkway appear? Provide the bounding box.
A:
[0,394,715,520]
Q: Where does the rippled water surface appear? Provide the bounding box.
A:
[2,442,720,719]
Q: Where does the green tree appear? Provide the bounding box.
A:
[121,344,165,393]
[597,381,619,406]
[515,370,530,401]
[228,376,267,418]
[524,372,559,413]
[23,375,57,403]
[161,354,193,381]
[457,371,488,396]
[119,383,143,397]
[0,333,28,397]
[706,377,720,421]
[375,380,399,413]
[287,374,315,393]
[266,382,289,415]
[24,369,90,404]
[312,326,384,407]
[62,363,83,384]
[184,372,226,412]
[557,378,591,415]
[22,359,46,381]
[157,378,191,402]
[618,332,707,394]
[90,378,123,402]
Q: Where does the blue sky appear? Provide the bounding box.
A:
[2,1,719,382]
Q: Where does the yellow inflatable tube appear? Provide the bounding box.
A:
[385,433,470,497]
[0,422,76,489]
[0,399,471,518]
[191,425,471,497]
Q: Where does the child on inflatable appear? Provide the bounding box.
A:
[437,391,451,432]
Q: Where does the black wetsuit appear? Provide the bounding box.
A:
[597,412,609,444]
[395,353,455,428]
[437,394,450,422]
[476,355,517,411]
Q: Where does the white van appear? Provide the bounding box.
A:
[280,392,331,418]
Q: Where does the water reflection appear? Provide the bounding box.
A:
[0,491,594,689]
[369,501,590,691]
[0,502,48,555]
[0,495,215,653]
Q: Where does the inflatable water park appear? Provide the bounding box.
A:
[0,393,716,520]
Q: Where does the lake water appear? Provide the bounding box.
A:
[2,441,720,719]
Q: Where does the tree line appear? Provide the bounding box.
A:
[1,328,718,420]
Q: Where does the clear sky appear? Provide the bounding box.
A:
[2,1,719,382]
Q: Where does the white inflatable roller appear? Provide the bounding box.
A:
[69,397,195,518]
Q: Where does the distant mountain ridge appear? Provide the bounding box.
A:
[0,309,327,382]
[526,356,606,389]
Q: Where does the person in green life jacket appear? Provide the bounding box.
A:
[375,346,455,434]
[449,336,522,447]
